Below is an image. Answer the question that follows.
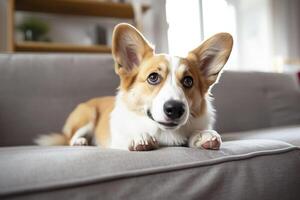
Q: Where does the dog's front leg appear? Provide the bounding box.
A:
[128,133,159,151]
[188,130,222,150]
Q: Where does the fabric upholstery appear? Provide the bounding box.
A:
[212,71,299,133]
[222,125,300,146]
[0,141,299,199]
[267,90,300,127]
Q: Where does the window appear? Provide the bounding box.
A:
[202,0,237,70]
[166,0,277,72]
[166,0,202,57]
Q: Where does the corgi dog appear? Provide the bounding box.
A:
[35,23,233,151]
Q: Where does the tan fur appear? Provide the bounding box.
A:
[93,97,115,147]
[121,55,169,115]
[35,97,114,147]
[187,32,233,86]
[176,58,208,117]
[64,97,114,147]
[112,23,154,91]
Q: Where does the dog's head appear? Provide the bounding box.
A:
[112,23,233,130]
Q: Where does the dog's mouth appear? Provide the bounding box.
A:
[147,110,179,128]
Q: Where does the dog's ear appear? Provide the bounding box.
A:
[187,33,233,86]
[112,23,154,74]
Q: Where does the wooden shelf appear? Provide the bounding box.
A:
[15,41,111,53]
[15,0,150,19]
[5,0,150,53]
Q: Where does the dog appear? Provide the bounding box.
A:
[35,23,233,151]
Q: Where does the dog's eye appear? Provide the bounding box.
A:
[182,76,193,88]
[147,73,161,85]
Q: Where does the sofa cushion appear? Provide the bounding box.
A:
[212,71,299,133]
[267,90,300,127]
[0,140,299,199]
[222,125,300,146]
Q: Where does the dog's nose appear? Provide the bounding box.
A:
[163,100,185,120]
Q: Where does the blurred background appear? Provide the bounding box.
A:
[0,0,300,74]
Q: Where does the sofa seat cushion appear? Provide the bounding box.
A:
[222,125,300,146]
[0,140,299,199]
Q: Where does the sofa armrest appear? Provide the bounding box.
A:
[1,140,299,199]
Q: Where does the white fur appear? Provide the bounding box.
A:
[72,137,88,146]
[109,92,159,150]
[70,122,94,146]
[109,55,218,150]
[34,133,67,146]
[151,56,189,127]
[188,130,222,149]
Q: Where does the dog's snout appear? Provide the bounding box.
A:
[163,100,185,120]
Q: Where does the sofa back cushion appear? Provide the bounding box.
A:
[267,90,300,127]
[212,71,299,133]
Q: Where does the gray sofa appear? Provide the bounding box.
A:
[0,54,299,200]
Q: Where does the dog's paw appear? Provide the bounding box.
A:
[71,137,88,146]
[189,130,222,150]
[128,133,159,151]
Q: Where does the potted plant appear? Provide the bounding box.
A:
[17,17,50,42]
